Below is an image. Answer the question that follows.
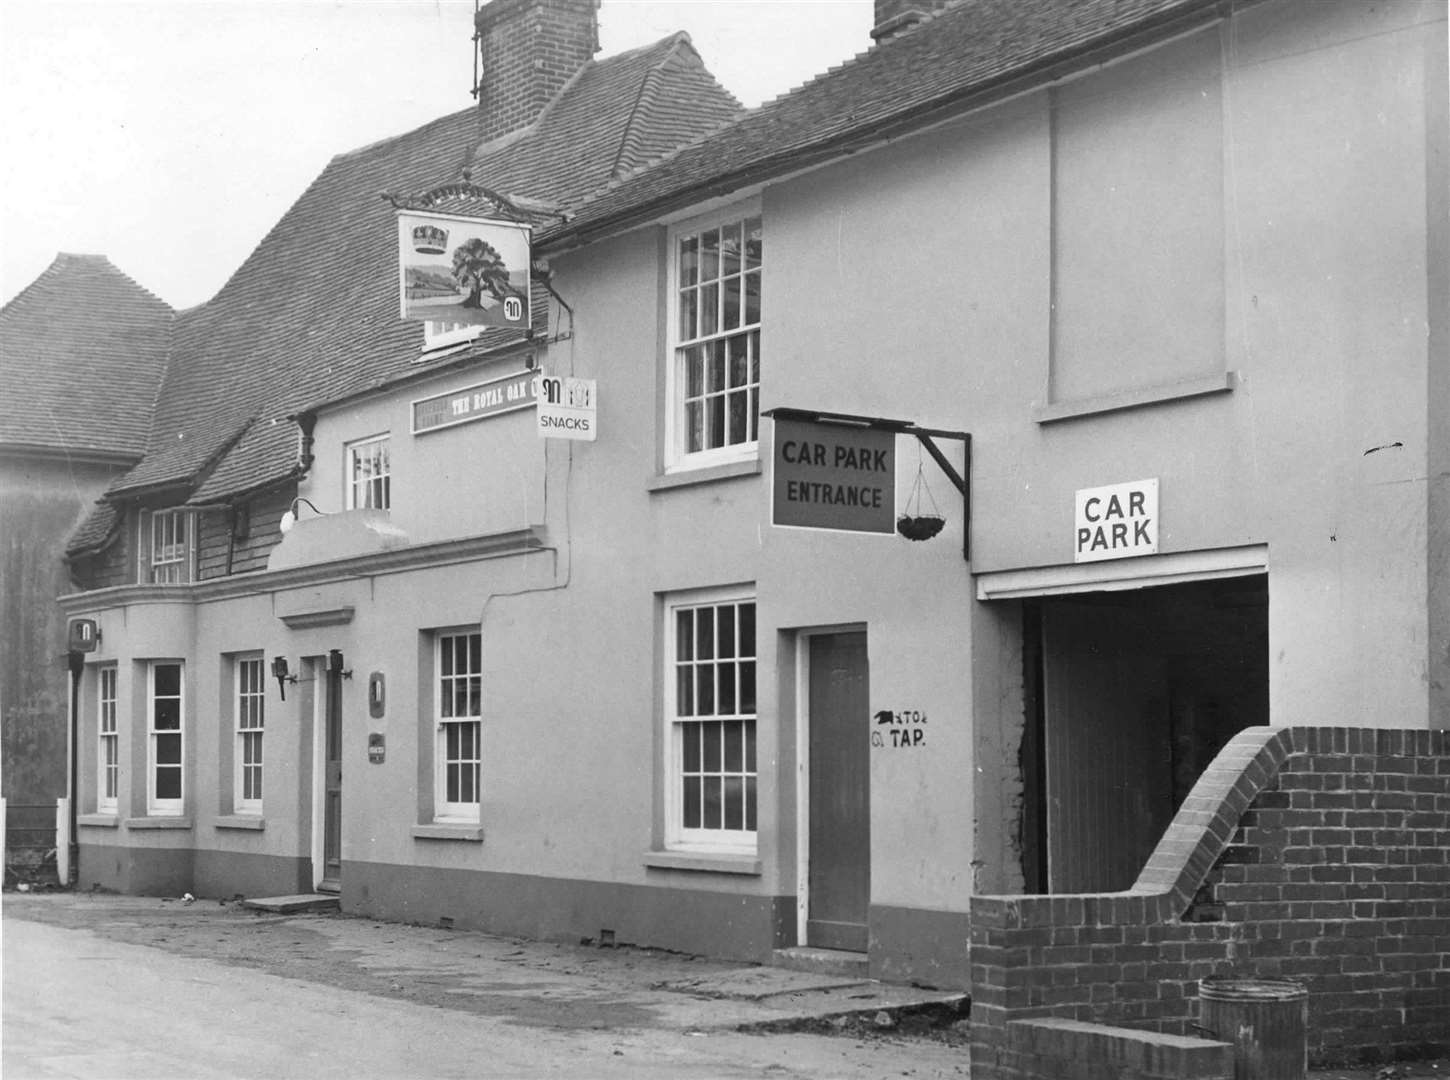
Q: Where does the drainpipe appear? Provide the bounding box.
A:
[66,650,83,887]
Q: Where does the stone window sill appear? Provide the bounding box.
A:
[1034,371,1236,424]
[125,816,194,830]
[647,458,761,492]
[215,815,265,831]
[642,850,761,875]
[77,814,120,829]
[412,824,485,842]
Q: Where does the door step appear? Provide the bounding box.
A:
[241,893,341,915]
[772,946,870,979]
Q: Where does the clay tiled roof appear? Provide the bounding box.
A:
[540,0,1237,249]
[107,34,740,505]
[65,499,121,558]
[0,254,172,459]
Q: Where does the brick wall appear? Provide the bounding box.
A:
[475,0,599,144]
[969,727,1450,1078]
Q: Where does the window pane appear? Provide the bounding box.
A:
[723,721,742,770]
[154,664,180,696]
[683,722,701,771]
[686,402,704,453]
[703,776,722,829]
[746,721,756,771]
[745,776,757,830]
[680,235,699,287]
[728,334,750,389]
[684,345,704,398]
[723,777,744,830]
[729,393,747,446]
[744,270,761,326]
[701,228,719,280]
[739,603,756,657]
[696,608,714,658]
[719,662,737,715]
[703,721,722,770]
[683,776,702,828]
[720,221,741,275]
[677,610,694,661]
[154,699,180,730]
[744,217,762,269]
[700,283,719,337]
[155,767,181,800]
[717,606,735,658]
[696,665,714,715]
[740,661,756,715]
[708,396,725,450]
[722,275,741,331]
[679,289,697,341]
[707,340,726,393]
[155,733,181,765]
[677,664,694,716]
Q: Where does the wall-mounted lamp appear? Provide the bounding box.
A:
[328,649,353,680]
[271,656,297,700]
[279,497,326,535]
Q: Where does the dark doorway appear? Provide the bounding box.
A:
[320,663,344,893]
[1022,575,1268,893]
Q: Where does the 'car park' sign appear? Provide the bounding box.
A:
[1074,478,1158,562]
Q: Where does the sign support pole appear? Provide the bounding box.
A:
[763,407,972,561]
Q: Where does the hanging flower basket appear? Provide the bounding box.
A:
[897,513,945,541]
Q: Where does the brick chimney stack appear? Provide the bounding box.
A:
[871,0,955,42]
[474,0,600,142]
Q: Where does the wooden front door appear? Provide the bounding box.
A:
[319,664,343,893]
[807,632,870,952]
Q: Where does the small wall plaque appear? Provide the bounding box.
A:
[367,733,385,764]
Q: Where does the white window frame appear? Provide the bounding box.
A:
[665,588,758,853]
[147,661,184,816]
[141,508,194,584]
[434,628,482,823]
[665,204,762,472]
[234,655,265,814]
[98,666,118,813]
[346,434,391,510]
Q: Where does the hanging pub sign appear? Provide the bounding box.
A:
[772,416,895,534]
[1074,478,1158,562]
[411,369,538,434]
[397,211,531,331]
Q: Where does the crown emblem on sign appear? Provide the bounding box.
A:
[412,224,449,255]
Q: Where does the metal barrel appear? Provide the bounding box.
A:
[1198,977,1308,1080]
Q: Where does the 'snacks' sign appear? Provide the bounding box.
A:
[1074,478,1158,562]
[772,417,895,534]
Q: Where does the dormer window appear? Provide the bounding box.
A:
[423,319,484,353]
[347,434,391,510]
[141,508,194,584]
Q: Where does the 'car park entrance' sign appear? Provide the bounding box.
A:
[772,416,895,534]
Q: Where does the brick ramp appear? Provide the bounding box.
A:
[970,726,1450,1078]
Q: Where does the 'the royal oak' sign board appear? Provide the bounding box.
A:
[772,417,895,534]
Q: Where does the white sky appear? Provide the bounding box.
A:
[0,1,873,310]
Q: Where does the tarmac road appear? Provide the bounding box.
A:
[2,894,971,1080]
